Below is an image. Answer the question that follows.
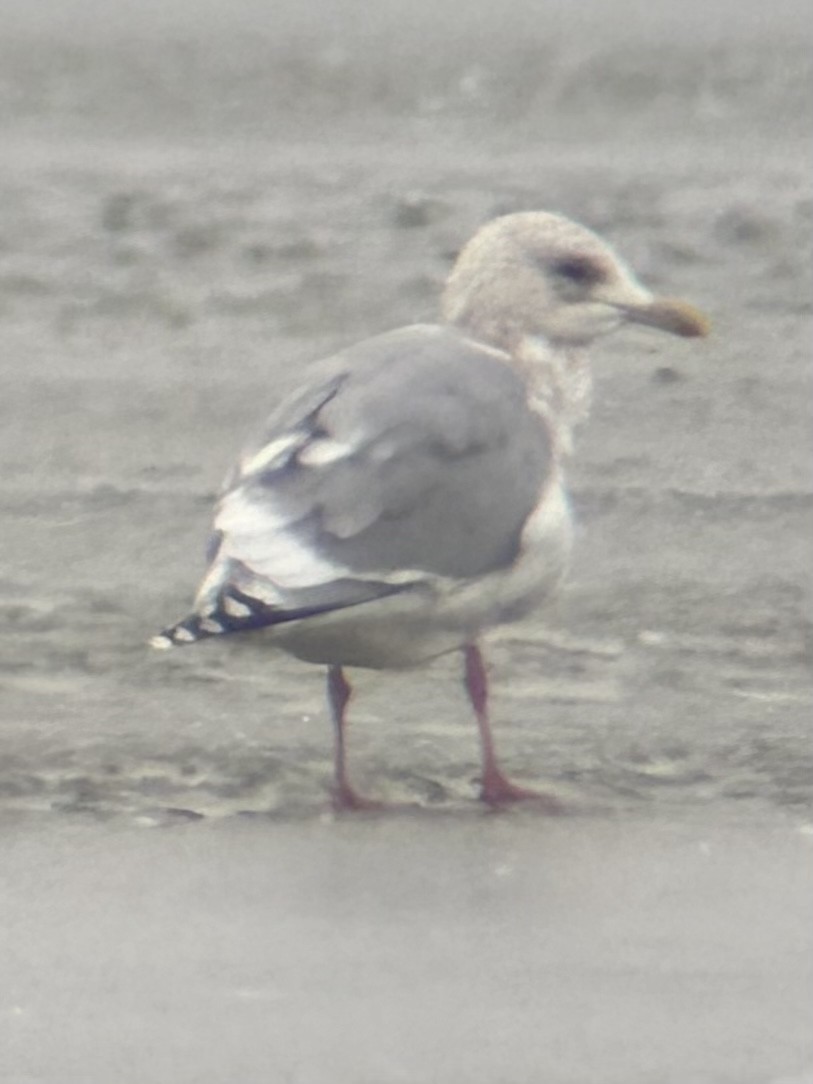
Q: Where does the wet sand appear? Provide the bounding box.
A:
[1,0,812,1080]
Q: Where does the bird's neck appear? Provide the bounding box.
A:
[516,335,593,456]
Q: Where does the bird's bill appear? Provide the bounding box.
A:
[620,297,711,338]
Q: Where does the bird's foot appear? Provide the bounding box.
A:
[330,781,386,813]
[479,768,564,812]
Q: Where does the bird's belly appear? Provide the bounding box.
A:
[272,592,470,669]
[272,476,573,670]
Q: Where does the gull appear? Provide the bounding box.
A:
[151,211,709,810]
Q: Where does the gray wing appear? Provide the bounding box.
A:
[196,324,552,624]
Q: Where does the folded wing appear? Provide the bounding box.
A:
[156,325,553,645]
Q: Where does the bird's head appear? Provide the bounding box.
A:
[441,211,710,350]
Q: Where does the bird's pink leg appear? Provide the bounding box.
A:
[326,665,382,812]
[463,643,562,810]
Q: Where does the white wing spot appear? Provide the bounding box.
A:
[216,490,348,588]
[173,627,197,643]
[199,617,224,634]
[240,434,300,476]
[223,596,252,618]
[297,438,355,467]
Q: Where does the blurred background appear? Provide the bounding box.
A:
[2,0,810,142]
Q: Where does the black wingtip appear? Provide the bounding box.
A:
[149,588,283,650]
[150,580,413,651]
[149,614,224,649]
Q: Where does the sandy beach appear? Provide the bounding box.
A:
[0,0,811,1080]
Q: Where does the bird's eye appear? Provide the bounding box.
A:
[550,255,604,286]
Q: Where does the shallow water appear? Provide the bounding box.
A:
[1,812,811,1084]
